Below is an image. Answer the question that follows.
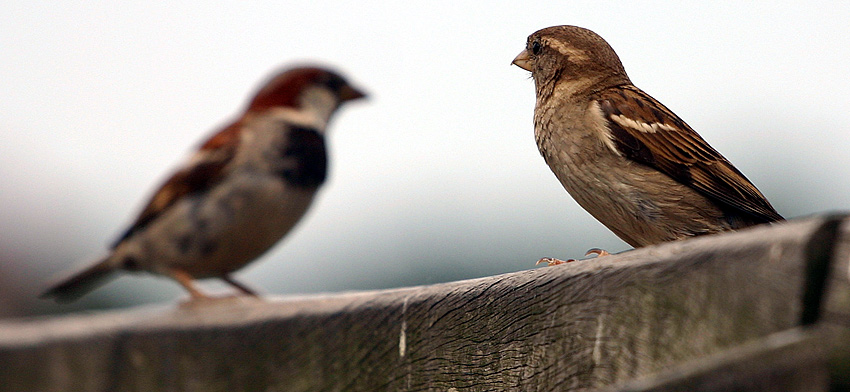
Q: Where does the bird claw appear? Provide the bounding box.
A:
[178,293,263,309]
[585,248,611,257]
[536,257,577,266]
[536,248,611,266]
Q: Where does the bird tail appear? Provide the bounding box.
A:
[40,256,118,303]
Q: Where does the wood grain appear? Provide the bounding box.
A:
[1,216,847,392]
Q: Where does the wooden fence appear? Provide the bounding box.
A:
[1,215,848,391]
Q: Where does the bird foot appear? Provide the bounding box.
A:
[178,293,263,308]
[535,248,611,266]
[536,257,577,266]
[585,248,610,257]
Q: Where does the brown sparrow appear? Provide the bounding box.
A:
[512,25,783,252]
[41,66,366,302]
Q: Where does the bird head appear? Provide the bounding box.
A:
[513,25,630,99]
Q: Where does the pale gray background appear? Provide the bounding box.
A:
[2,2,848,317]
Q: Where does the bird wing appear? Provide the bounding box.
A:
[596,85,783,222]
[112,121,242,247]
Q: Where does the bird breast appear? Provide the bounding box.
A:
[533,100,729,247]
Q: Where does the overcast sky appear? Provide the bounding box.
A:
[2,2,849,316]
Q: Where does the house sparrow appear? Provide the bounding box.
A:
[41,66,365,302]
[512,25,783,253]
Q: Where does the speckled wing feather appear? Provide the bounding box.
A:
[112,121,242,247]
[597,85,783,223]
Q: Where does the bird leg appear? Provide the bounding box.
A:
[222,275,260,296]
[536,248,611,266]
[167,269,212,300]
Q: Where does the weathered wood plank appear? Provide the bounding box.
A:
[825,217,850,327]
[603,327,832,392]
[0,216,845,391]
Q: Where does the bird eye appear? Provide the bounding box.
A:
[324,75,346,91]
[531,41,542,55]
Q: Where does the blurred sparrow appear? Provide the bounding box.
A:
[512,25,783,259]
[42,66,365,302]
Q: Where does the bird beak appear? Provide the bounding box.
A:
[339,85,367,102]
[512,49,532,71]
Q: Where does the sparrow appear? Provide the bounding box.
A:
[41,66,366,302]
[512,25,783,253]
